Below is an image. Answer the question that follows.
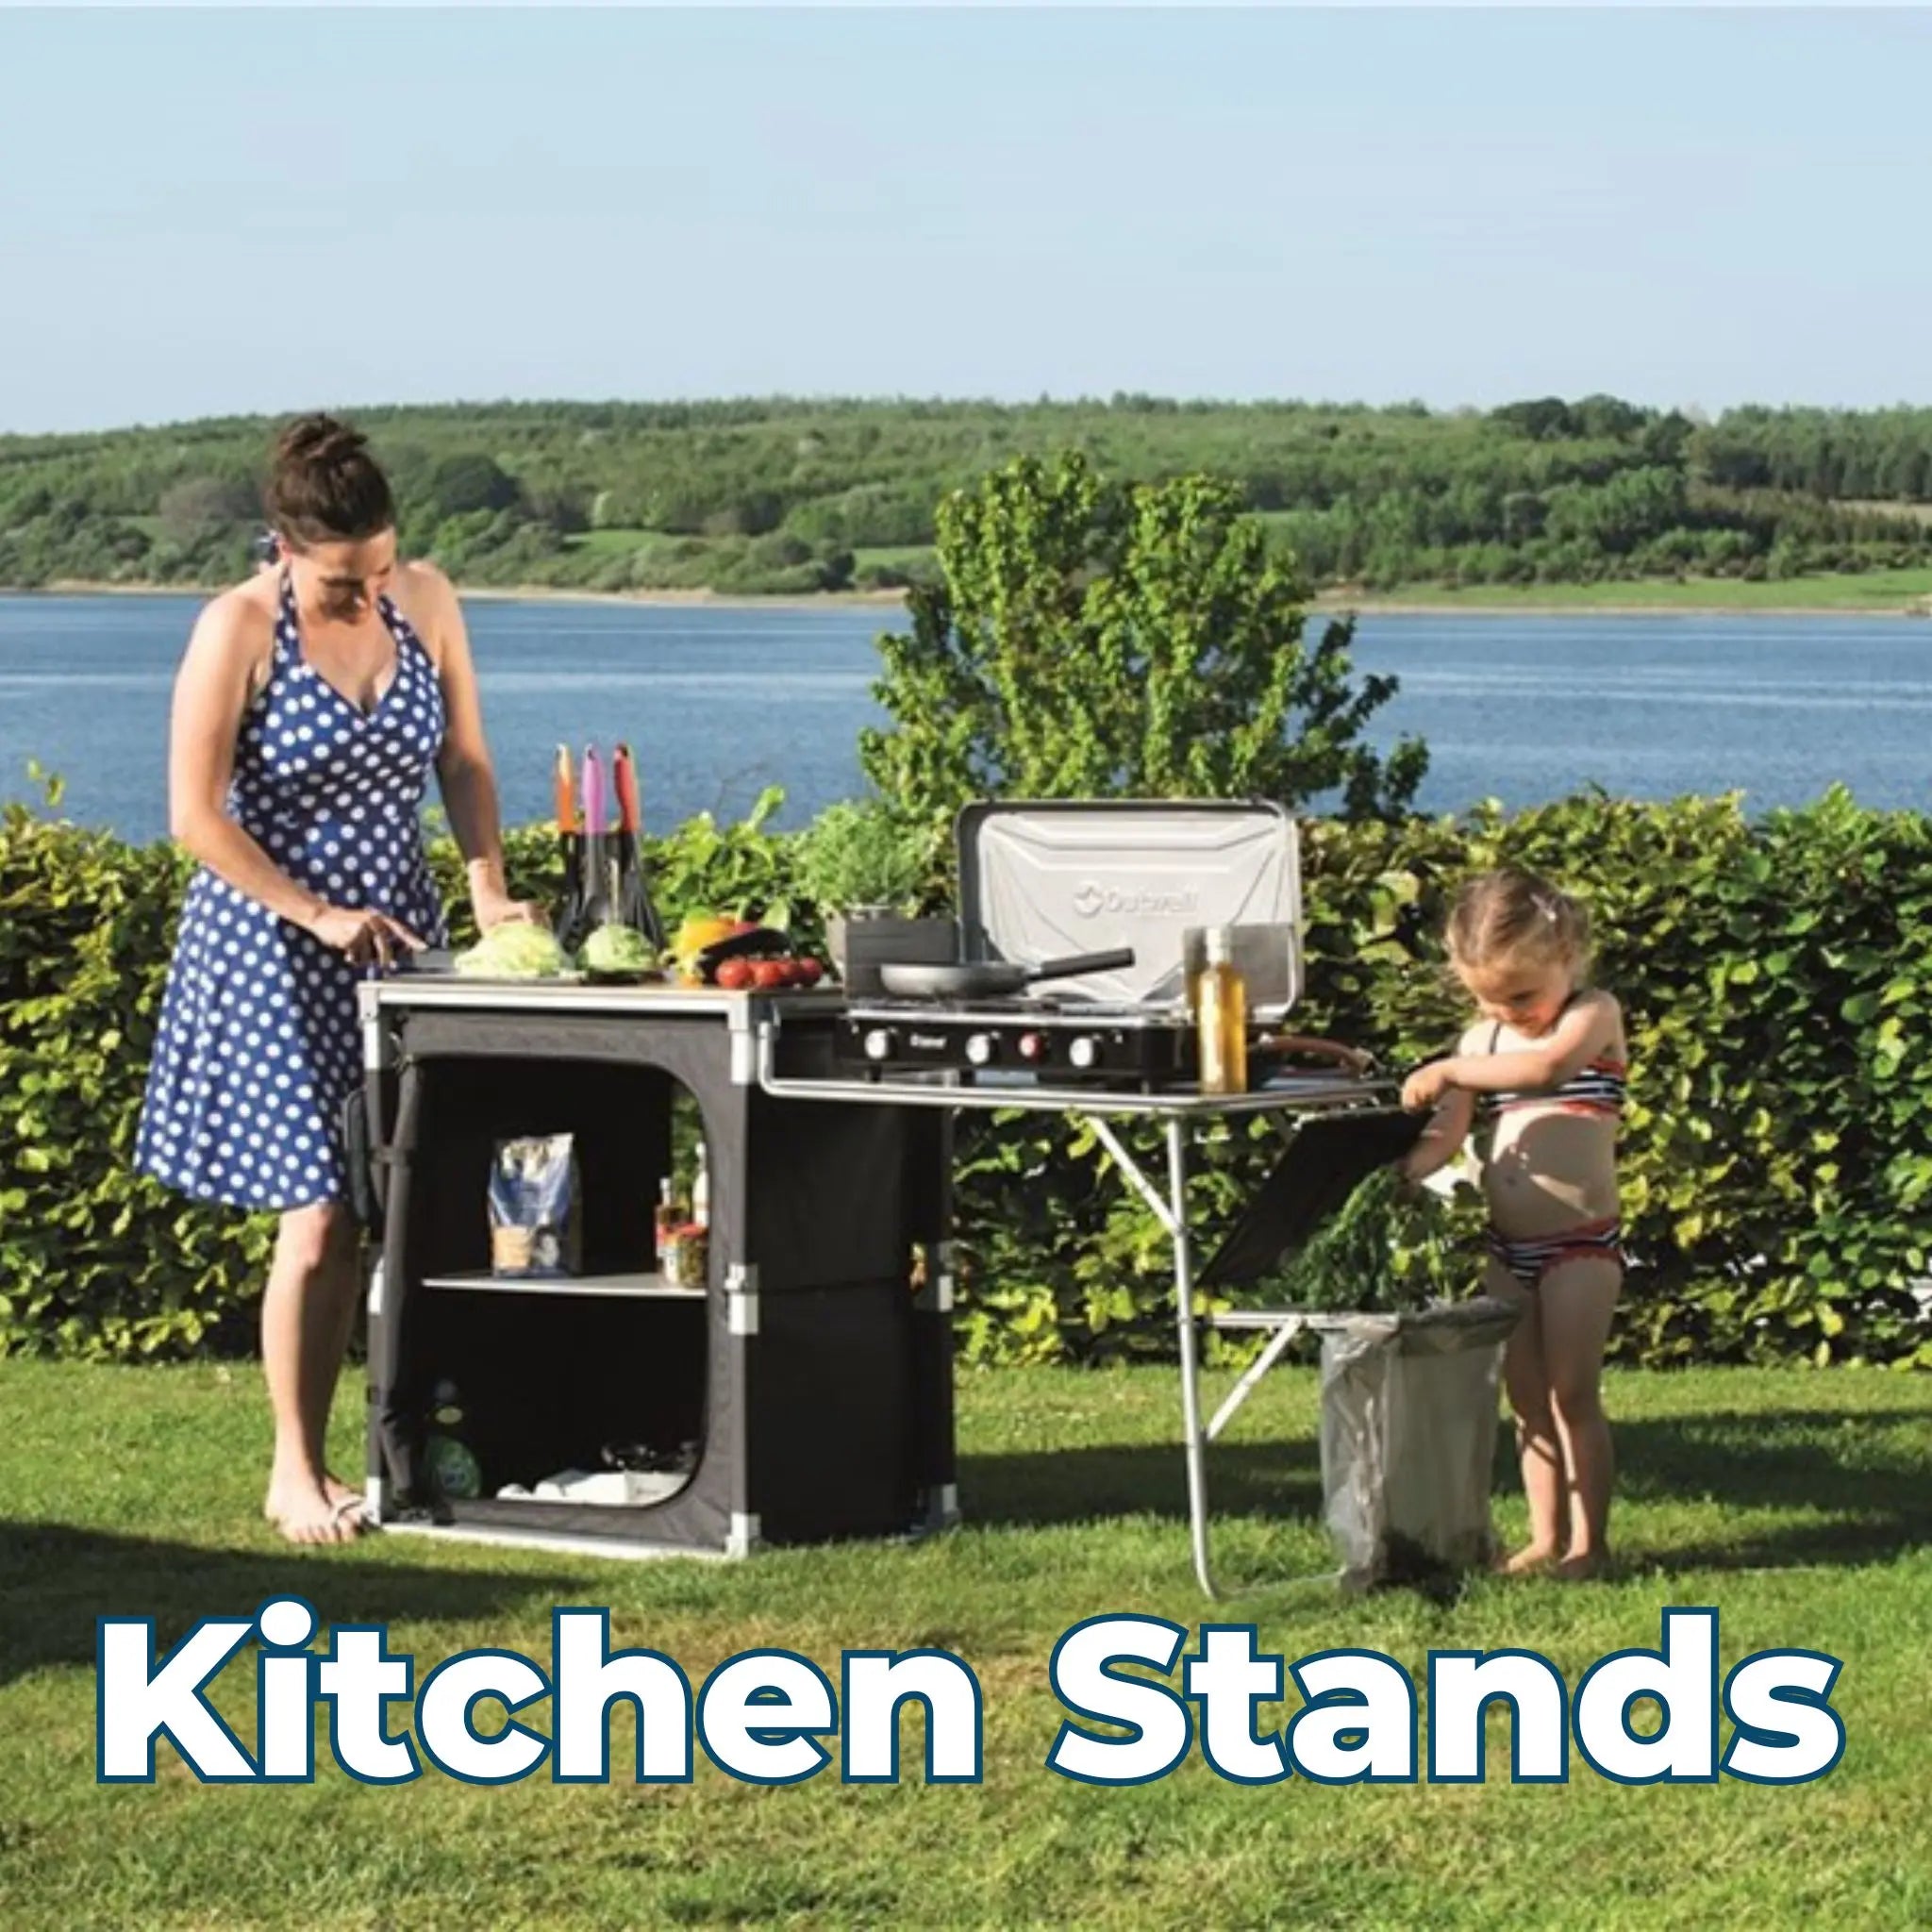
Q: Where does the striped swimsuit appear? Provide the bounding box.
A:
[1479,1014,1627,1289]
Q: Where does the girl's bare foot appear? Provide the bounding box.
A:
[1493,1542,1560,1576]
[1556,1549,1610,1583]
[264,1475,363,1545]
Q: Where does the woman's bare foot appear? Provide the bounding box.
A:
[322,1471,369,1525]
[264,1474,363,1545]
[1556,1549,1611,1583]
[1493,1541,1560,1576]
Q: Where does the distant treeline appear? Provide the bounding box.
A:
[4,394,1932,596]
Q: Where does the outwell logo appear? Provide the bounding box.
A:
[1072,883,1200,919]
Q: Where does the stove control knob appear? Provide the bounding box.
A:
[1068,1036,1099,1071]
[862,1028,896,1061]
[1017,1031,1047,1063]
[965,1032,996,1067]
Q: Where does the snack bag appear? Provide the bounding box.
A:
[489,1135,583,1277]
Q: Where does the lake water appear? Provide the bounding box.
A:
[2,592,1928,846]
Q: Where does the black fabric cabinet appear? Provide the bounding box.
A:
[358,991,955,1557]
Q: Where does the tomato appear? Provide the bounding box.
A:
[751,958,791,991]
[713,958,756,991]
[793,957,824,987]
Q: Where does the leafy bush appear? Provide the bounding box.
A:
[3,785,1930,1369]
[790,798,942,916]
[0,789,272,1358]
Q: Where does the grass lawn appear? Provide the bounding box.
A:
[561,527,664,555]
[3,1359,1927,1929]
[559,528,702,562]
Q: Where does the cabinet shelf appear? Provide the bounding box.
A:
[422,1270,704,1300]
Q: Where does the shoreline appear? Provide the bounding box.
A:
[18,578,914,615]
[9,577,1931,620]
[1312,597,1932,619]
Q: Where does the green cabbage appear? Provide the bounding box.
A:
[582,924,656,974]
[454,923,572,979]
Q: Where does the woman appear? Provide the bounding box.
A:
[137,413,540,1545]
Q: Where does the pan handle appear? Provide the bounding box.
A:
[1029,947,1136,979]
[1250,1033,1376,1076]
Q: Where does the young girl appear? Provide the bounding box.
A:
[1401,869,1626,1580]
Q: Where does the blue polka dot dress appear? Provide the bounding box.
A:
[137,572,449,1210]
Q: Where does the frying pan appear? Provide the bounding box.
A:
[876,946,1135,999]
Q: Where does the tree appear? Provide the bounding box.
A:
[157,472,258,543]
[1545,466,1686,555]
[858,452,1425,829]
[425,452,522,519]
[1571,393,1647,441]
[1491,397,1575,441]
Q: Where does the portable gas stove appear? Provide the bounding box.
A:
[832,799,1305,1091]
[834,991,1200,1088]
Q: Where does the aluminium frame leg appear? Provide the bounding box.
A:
[1206,1319,1302,1443]
[1164,1117,1218,1599]
[1090,1114,1220,1599]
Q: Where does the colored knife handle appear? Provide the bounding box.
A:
[614,743,641,836]
[582,746,607,838]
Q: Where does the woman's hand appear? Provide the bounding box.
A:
[475,890,546,933]
[305,905,425,971]
[1402,1059,1455,1112]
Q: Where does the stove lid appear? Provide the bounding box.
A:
[956,800,1302,1015]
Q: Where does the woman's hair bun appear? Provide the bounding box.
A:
[265,412,393,544]
[275,412,366,469]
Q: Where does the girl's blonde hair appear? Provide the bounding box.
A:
[1446,868,1591,976]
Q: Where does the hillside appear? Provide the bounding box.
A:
[5,395,1932,599]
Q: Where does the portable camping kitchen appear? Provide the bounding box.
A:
[356,983,957,1561]
[357,802,1425,1594]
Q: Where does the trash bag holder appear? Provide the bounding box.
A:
[1209,1298,1521,1591]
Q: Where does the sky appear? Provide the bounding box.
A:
[1,6,1928,433]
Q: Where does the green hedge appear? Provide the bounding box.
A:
[3,787,1929,1368]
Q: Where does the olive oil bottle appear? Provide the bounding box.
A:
[1196,925,1249,1096]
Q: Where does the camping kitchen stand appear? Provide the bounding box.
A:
[358,975,1402,1597]
[357,979,958,1563]
[356,799,1415,1596]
